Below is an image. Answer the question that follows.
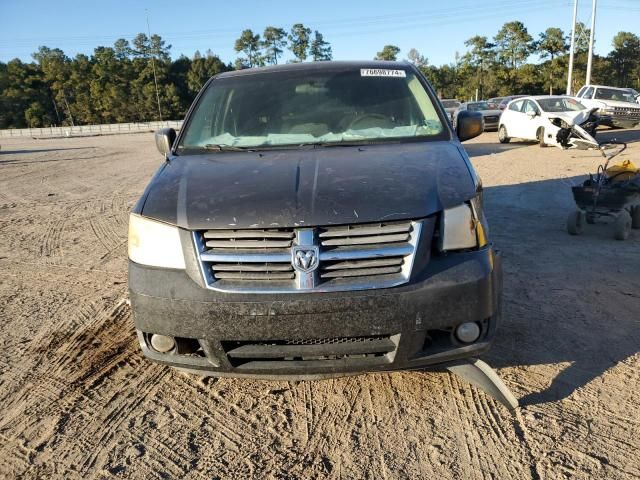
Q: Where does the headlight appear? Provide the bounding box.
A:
[128,213,186,269]
[440,201,486,251]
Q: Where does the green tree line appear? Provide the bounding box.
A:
[0,23,332,129]
[399,22,640,101]
[1,21,638,129]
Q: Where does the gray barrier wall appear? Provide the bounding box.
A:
[0,120,183,138]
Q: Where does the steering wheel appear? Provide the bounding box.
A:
[347,113,393,130]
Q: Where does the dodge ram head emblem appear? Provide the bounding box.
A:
[292,246,319,273]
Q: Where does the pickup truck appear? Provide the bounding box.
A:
[575,85,640,129]
[128,61,502,379]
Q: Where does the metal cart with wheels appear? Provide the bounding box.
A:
[567,142,640,240]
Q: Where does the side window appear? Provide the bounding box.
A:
[576,86,587,97]
[523,100,540,115]
[583,87,594,99]
[509,100,524,112]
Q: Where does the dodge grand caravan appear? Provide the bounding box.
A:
[128,61,502,378]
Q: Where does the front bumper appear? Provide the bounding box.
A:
[129,247,503,379]
[483,118,500,130]
[599,113,640,128]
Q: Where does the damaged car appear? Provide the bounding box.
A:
[498,96,599,149]
[128,61,503,379]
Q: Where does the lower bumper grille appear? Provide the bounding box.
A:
[222,335,399,368]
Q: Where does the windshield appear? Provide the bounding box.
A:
[179,68,445,150]
[467,102,491,111]
[594,88,637,103]
[537,97,586,112]
[441,100,459,108]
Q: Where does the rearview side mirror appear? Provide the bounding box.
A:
[155,128,177,157]
[456,111,484,142]
[526,110,537,118]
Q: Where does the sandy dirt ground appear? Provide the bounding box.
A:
[0,128,639,479]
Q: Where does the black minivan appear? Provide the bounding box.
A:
[128,61,502,378]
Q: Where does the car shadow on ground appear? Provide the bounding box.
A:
[463,141,531,157]
[0,147,92,155]
[597,127,640,145]
[478,173,640,406]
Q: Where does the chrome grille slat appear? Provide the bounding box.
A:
[320,266,402,279]
[204,230,294,239]
[319,244,413,261]
[205,239,293,248]
[212,263,293,272]
[200,251,291,263]
[214,271,295,280]
[320,233,409,246]
[319,222,411,238]
[194,220,422,292]
[322,257,403,270]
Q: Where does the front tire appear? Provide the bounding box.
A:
[567,210,585,235]
[498,125,510,144]
[537,127,547,148]
[631,205,640,229]
[614,211,632,240]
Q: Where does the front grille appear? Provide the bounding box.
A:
[318,221,411,280]
[201,228,295,281]
[194,219,422,293]
[484,115,499,122]
[611,106,640,118]
[222,334,398,368]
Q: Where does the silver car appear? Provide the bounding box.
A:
[441,99,461,121]
[453,101,502,131]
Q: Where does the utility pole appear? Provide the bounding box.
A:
[51,98,61,125]
[585,0,597,85]
[566,0,578,95]
[62,90,75,127]
[146,10,163,122]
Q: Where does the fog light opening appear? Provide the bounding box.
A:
[150,334,176,353]
[455,322,481,344]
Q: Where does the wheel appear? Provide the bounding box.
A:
[537,127,547,148]
[613,211,632,240]
[498,125,510,144]
[567,210,585,235]
[631,205,640,229]
[586,212,596,224]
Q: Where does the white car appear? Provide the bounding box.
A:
[498,96,598,148]
[575,85,640,128]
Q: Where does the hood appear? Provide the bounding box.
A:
[544,109,594,126]
[140,141,477,230]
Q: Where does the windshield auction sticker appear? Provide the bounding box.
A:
[360,68,406,77]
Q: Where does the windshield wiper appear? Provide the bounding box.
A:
[297,141,377,148]
[204,144,254,152]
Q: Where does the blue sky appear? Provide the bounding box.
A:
[1,0,638,66]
